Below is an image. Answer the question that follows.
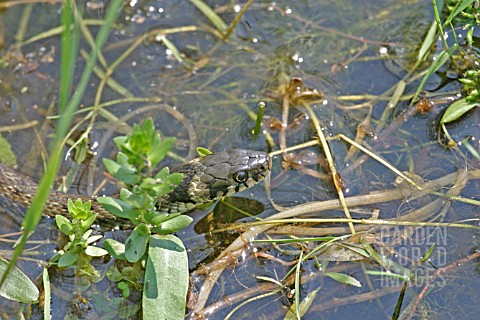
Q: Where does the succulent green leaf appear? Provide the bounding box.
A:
[49,251,63,263]
[86,234,103,244]
[169,172,184,186]
[55,215,74,236]
[81,229,93,241]
[80,213,98,230]
[145,169,183,197]
[143,235,188,320]
[0,257,39,302]
[85,246,108,257]
[97,196,138,219]
[113,136,127,149]
[152,215,193,234]
[67,198,92,220]
[102,158,140,185]
[148,137,175,168]
[440,98,478,124]
[145,212,173,226]
[136,223,150,236]
[58,251,79,267]
[119,187,133,200]
[103,239,126,260]
[125,226,150,262]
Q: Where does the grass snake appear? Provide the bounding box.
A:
[0,149,271,229]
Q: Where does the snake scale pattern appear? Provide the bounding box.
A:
[0,149,271,229]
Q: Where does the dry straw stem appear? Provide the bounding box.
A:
[192,167,479,313]
[303,104,356,234]
[334,133,423,190]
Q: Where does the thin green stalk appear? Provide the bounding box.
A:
[252,102,265,138]
[432,0,449,52]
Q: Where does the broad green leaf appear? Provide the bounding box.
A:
[125,227,150,262]
[97,196,138,219]
[325,272,362,287]
[119,187,133,199]
[102,158,140,185]
[0,134,17,167]
[80,212,98,230]
[113,136,127,149]
[85,246,108,257]
[154,168,183,183]
[58,251,79,267]
[81,229,93,241]
[141,118,155,136]
[0,257,39,302]
[55,215,73,236]
[168,172,184,186]
[148,170,183,196]
[143,235,188,320]
[136,223,150,236]
[148,137,175,167]
[153,215,193,234]
[86,235,103,244]
[103,239,126,260]
[49,250,64,263]
[147,212,179,226]
[440,98,478,124]
[143,170,183,197]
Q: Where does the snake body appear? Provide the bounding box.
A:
[0,149,271,229]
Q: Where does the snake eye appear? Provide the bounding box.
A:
[233,171,249,183]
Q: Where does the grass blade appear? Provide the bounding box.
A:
[59,0,80,110]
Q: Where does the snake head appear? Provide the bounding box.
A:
[161,149,271,213]
[201,149,271,199]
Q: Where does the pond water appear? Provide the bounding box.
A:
[0,0,479,319]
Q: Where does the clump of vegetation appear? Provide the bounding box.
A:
[50,199,107,282]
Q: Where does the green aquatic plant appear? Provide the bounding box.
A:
[97,118,190,319]
[50,198,108,269]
